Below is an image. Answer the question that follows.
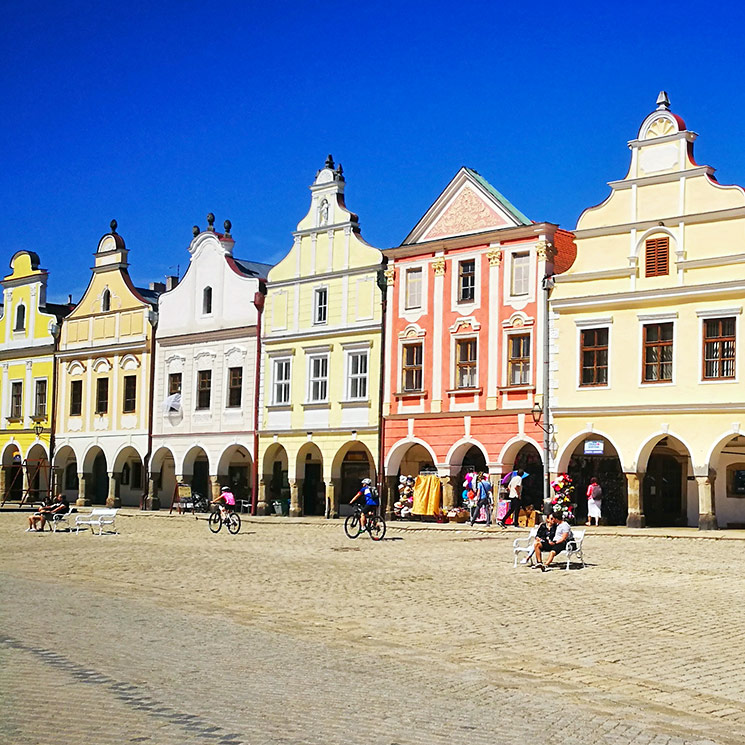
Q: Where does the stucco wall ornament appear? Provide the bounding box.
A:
[426,186,507,239]
[383,268,395,287]
[432,258,446,276]
[486,248,502,266]
[536,241,555,261]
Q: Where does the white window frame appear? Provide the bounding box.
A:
[9,380,23,419]
[452,335,478,389]
[313,286,328,326]
[33,378,48,418]
[696,307,741,385]
[272,357,292,405]
[405,267,423,310]
[401,341,424,393]
[574,318,613,391]
[502,329,533,387]
[637,312,678,388]
[346,350,369,401]
[510,252,531,297]
[307,353,329,403]
[13,303,26,332]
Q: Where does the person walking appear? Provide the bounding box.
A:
[586,477,602,526]
[499,469,524,527]
[470,473,492,526]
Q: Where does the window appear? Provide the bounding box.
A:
[455,339,477,388]
[511,253,530,296]
[405,268,422,309]
[508,334,531,386]
[703,317,736,380]
[196,370,211,409]
[70,380,82,416]
[314,287,328,325]
[10,382,22,419]
[348,351,368,400]
[645,237,669,278]
[643,322,674,382]
[202,286,213,315]
[168,373,182,395]
[458,260,476,303]
[123,375,137,412]
[102,289,111,312]
[14,304,25,332]
[273,359,291,404]
[227,367,242,407]
[308,355,329,402]
[34,380,47,418]
[580,328,609,386]
[95,377,109,414]
[402,343,423,392]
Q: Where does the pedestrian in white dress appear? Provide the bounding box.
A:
[586,477,602,526]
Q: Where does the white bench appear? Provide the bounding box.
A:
[513,527,586,570]
[49,505,74,532]
[74,508,118,535]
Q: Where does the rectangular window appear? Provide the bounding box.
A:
[308,355,329,402]
[645,237,669,277]
[95,377,109,414]
[196,370,211,410]
[70,380,82,416]
[580,328,609,386]
[348,351,368,400]
[227,367,243,407]
[10,382,22,419]
[168,373,182,395]
[511,253,530,296]
[643,322,674,382]
[455,339,477,388]
[508,334,531,386]
[34,380,47,418]
[703,317,736,380]
[458,260,476,303]
[123,375,137,412]
[405,268,422,309]
[314,287,328,325]
[273,359,291,405]
[402,343,423,392]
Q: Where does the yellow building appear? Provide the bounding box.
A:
[0,251,70,503]
[551,93,745,529]
[54,222,161,507]
[258,156,384,517]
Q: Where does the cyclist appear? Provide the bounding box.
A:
[350,477,378,531]
[211,486,236,517]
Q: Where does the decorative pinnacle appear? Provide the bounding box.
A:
[110,219,118,234]
[335,162,344,178]
[325,154,335,169]
[223,219,232,236]
[206,212,215,231]
[192,225,200,237]
[656,91,670,110]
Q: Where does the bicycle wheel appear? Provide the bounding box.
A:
[227,512,241,534]
[344,513,361,539]
[368,515,386,541]
[208,511,222,533]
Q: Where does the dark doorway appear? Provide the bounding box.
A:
[341,451,372,506]
[514,445,543,510]
[192,459,209,500]
[8,455,23,501]
[302,463,323,515]
[227,465,249,502]
[567,445,626,525]
[92,453,108,504]
[644,453,684,526]
[456,446,487,507]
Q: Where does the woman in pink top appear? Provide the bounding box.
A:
[212,486,236,515]
[586,477,602,526]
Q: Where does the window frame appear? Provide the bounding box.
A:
[507,332,532,387]
[272,358,291,405]
[455,337,478,389]
[702,317,736,381]
[95,377,109,415]
[123,375,137,413]
[457,259,476,304]
[168,372,182,395]
[202,286,213,315]
[10,381,23,419]
[69,380,83,417]
[227,366,243,408]
[644,237,669,278]
[579,327,610,387]
[34,379,48,418]
[13,304,26,332]
[405,267,423,310]
[313,286,328,325]
[196,370,211,410]
[307,353,329,404]
[401,342,424,393]
[346,350,369,401]
[642,321,674,384]
[510,252,531,297]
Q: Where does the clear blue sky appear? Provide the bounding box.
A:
[2,0,744,302]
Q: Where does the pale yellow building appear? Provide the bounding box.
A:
[551,93,745,529]
[0,251,70,503]
[258,157,384,517]
[54,222,161,507]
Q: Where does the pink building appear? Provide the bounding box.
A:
[382,167,575,510]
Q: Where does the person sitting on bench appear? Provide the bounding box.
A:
[532,512,573,571]
[27,493,69,532]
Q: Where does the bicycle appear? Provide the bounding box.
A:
[344,504,386,541]
[208,506,241,534]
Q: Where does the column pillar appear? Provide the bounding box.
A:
[625,472,645,528]
[145,475,160,511]
[697,472,718,531]
[327,481,338,519]
[51,467,64,498]
[257,479,270,516]
[0,467,6,501]
[385,475,398,520]
[209,475,221,501]
[289,479,301,517]
[76,473,91,507]
[106,472,121,508]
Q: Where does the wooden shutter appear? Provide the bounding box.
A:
[645,237,669,277]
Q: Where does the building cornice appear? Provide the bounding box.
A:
[56,340,149,359]
[267,263,382,289]
[553,403,745,417]
[607,165,714,190]
[262,324,381,344]
[157,326,257,347]
[0,344,55,361]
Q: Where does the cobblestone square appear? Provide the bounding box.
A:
[1,513,743,744]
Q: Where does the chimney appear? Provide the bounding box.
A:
[149,281,166,293]
[166,275,179,291]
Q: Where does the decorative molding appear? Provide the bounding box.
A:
[66,360,86,376]
[120,354,140,371]
[695,307,742,318]
[92,357,112,373]
[398,323,426,340]
[449,316,481,334]
[535,240,555,261]
[502,312,534,329]
[431,258,446,276]
[486,248,502,266]
[383,268,395,287]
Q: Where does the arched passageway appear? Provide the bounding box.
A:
[296,443,324,516]
[261,444,289,515]
[641,435,692,527]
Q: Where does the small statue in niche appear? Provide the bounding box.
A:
[319,198,329,226]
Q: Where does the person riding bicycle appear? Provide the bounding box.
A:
[350,478,378,531]
[211,486,236,517]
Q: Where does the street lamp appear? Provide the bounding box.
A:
[531,401,554,434]
[33,423,45,438]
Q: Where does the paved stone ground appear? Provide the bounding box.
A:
[0,512,742,744]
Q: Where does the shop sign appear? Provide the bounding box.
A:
[583,440,604,455]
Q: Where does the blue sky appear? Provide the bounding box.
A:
[2,0,744,301]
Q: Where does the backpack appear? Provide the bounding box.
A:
[368,485,379,503]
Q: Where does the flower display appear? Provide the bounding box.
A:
[550,472,576,521]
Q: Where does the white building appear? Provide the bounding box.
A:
[150,219,271,510]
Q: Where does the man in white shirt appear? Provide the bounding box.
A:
[499,469,524,527]
[533,512,574,571]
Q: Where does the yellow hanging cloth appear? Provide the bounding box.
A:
[412,474,441,516]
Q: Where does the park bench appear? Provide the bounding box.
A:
[74,508,118,536]
[49,504,75,532]
[513,527,586,570]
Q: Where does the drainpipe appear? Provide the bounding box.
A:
[252,289,265,516]
[542,272,555,512]
[376,263,388,511]
[48,320,62,496]
[143,308,158,509]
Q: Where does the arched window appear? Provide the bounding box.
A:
[14,304,25,331]
[102,289,111,312]
[203,286,213,315]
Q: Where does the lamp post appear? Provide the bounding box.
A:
[539,272,555,513]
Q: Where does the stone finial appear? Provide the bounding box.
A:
[223,219,232,237]
[110,219,118,234]
[192,225,200,237]
[656,91,670,110]
[206,212,215,232]
[325,154,335,170]
[335,162,344,181]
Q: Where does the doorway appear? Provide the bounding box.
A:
[192,459,209,500]
[644,453,684,526]
[303,463,323,515]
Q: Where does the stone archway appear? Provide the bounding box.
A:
[82,446,108,506]
[26,443,51,503]
[512,443,543,511]
[296,443,324,517]
[217,444,253,509]
[182,446,211,502]
[53,445,78,503]
[639,434,693,527]
[260,443,289,515]
[331,442,376,518]
[1,443,23,503]
[112,446,145,508]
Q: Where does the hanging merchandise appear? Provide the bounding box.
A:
[412,474,441,516]
[393,475,415,519]
[550,473,576,522]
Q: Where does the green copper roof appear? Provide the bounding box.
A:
[465,168,532,226]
